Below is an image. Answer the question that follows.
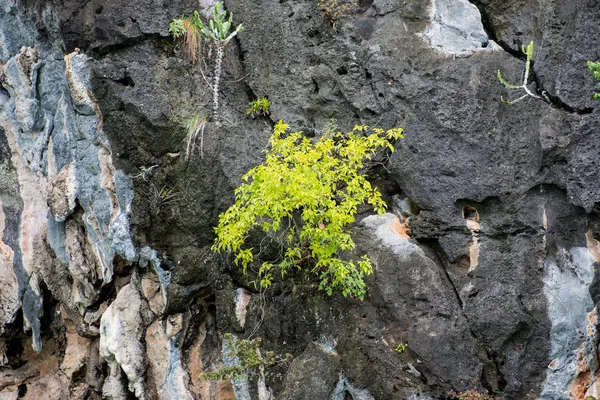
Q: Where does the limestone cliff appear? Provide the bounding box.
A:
[1,0,600,399]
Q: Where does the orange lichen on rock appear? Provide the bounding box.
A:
[569,307,599,399]
[390,214,411,239]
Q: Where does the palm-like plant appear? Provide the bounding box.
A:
[170,2,244,121]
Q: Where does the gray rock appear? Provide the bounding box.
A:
[4,0,600,398]
[423,0,501,54]
[280,342,341,400]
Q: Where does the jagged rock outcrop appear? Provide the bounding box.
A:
[2,0,600,399]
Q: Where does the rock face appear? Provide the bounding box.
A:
[1,0,600,399]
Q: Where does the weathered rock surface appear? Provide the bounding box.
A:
[2,0,600,399]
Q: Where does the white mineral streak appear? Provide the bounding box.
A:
[330,372,375,400]
[541,237,596,399]
[234,288,252,328]
[362,213,421,256]
[99,284,147,400]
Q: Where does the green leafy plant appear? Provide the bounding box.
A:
[588,61,600,101]
[247,97,270,119]
[497,41,549,105]
[395,343,407,353]
[319,0,359,25]
[170,2,244,121]
[212,121,404,300]
[200,334,291,381]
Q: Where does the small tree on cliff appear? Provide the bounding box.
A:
[170,2,244,122]
[212,121,404,300]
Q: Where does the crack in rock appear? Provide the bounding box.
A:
[466,0,594,115]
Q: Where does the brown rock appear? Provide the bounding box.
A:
[47,162,76,221]
[141,272,165,316]
[59,313,92,380]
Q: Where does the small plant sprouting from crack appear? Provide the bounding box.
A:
[588,61,600,101]
[395,343,408,353]
[147,183,180,216]
[247,97,270,119]
[497,41,549,105]
[182,113,208,160]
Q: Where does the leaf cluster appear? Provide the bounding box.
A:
[588,61,600,101]
[395,343,407,353]
[212,121,404,300]
[169,2,244,48]
[319,0,359,24]
[247,97,270,119]
[200,334,292,381]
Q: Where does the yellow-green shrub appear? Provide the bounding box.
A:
[212,121,403,300]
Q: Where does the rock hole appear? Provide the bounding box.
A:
[378,92,384,98]
[71,363,88,383]
[115,75,135,87]
[336,65,348,75]
[288,11,295,17]
[17,384,27,398]
[457,255,470,268]
[344,392,354,400]
[312,78,319,94]
[362,108,376,117]
[95,6,103,14]
[462,205,479,222]
[365,70,372,79]
[5,338,24,368]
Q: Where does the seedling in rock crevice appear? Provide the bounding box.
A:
[497,41,549,105]
[588,61,600,101]
[247,97,270,119]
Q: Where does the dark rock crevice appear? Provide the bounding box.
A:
[416,238,506,394]
[88,33,166,58]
